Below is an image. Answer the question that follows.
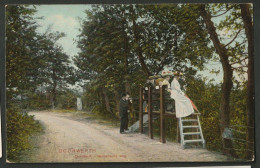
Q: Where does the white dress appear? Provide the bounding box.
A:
[170,78,194,118]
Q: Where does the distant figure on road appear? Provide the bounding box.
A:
[119,92,132,134]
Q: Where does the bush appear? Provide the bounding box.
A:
[56,91,77,110]
[27,92,52,110]
[92,104,119,123]
[7,104,43,161]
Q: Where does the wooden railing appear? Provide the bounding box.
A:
[139,85,178,143]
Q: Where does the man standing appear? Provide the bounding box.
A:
[119,92,131,134]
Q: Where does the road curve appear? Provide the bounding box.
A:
[23,111,228,162]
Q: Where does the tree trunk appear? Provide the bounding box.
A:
[240,4,254,160]
[122,19,136,123]
[199,4,236,157]
[51,82,57,109]
[102,87,112,114]
[123,21,131,94]
[131,14,151,76]
[51,67,57,109]
[114,90,120,118]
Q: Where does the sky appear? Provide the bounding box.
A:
[33,5,91,58]
[32,4,229,86]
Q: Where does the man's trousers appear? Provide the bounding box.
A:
[120,116,127,133]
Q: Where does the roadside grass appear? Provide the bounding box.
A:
[87,111,120,127]
[7,105,44,162]
[49,109,78,113]
[16,126,46,163]
[50,109,120,128]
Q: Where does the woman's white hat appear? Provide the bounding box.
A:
[161,70,173,77]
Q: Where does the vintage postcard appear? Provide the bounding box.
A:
[5,4,254,163]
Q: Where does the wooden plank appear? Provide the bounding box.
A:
[165,112,176,115]
[153,111,175,115]
[160,85,166,143]
[176,119,180,142]
[164,113,176,119]
[144,98,173,101]
[139,88,143,133]
[148,86,153,139]
[152,90,160,94]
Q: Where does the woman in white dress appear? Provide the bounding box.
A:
[170,72,194,118]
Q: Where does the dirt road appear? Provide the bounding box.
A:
[22,111,228,162]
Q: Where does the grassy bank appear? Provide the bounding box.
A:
[7,105,44,162]
[51,109,120,128]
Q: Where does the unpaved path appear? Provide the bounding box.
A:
[23,111,228,162]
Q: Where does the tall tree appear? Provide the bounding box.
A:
[240,4,254,160]
[199,4,236,157]
[42,32,76,108]
[6,5,39,100]
[76,4,214,117]
[199,4,253,158]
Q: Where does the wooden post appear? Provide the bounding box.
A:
[160,85,166,143]
[148,86,153,139]
[176,119,180,142]
[139,87,143,133]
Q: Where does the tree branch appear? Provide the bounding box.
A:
[227,41,246,50]
[231,56,248,65]
[211,8,231,17]
[224,29,242,48]
[231,65,248,71]
[156,31,177,74]
[132,17,151,76]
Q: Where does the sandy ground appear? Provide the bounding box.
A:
[20,111,228,163]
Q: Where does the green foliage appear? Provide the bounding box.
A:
[185,76,248,159]
[92,104,119,123]
[150,75,247,160]
[56,89,77,110]
[6,5,78,161]
[229,84,248,159]
[5,4,250,161]
[207,4,252,82]
[6,5,45,161]
[76,5,249,160]
[6,5,77,110]
[76,4,214,128]
[6,5,39,99]
[7,104,43,161]
[185,76,223,151]
[26,92,52,110]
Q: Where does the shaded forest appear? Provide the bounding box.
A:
[6,4,253,161]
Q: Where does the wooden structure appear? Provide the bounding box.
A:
[139,85,205,148]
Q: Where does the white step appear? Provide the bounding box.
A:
[184,139,203,143]
[183,132,201,136]
[182,125,199,128]
[182,119,198,122]
[180,116,205,149]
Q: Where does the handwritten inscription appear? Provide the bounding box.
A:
[58,148,127,159]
